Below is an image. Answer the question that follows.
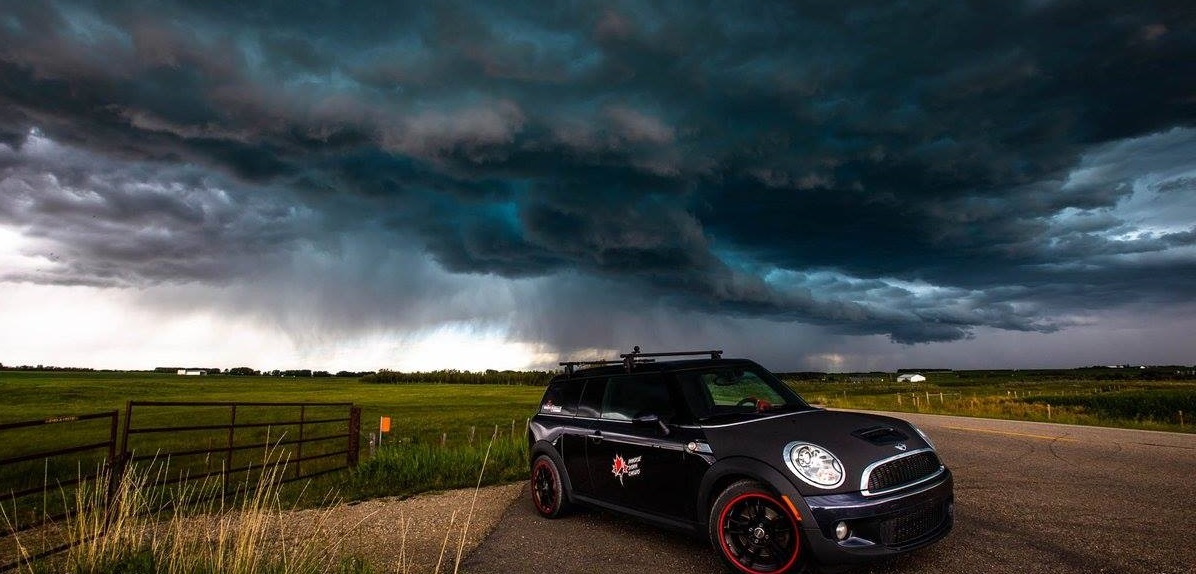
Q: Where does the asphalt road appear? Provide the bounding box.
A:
[463,413,1196,574]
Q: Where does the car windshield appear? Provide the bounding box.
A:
[676,365,811,421]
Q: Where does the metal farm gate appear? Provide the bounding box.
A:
[121,401,361,489]
[0,411,119,569]
[0,402,361,572]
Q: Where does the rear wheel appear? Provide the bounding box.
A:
[530,454,569,518]
[709,480,806,574]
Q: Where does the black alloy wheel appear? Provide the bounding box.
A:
[530,454,568,518]
[710,480,804,574]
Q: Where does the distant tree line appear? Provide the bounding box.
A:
[361,369,553,386]
[0,363,95,372]
[775,372,832,381]
[230,368,375,377]
[953,366,1196,381]
[152,367,374,377]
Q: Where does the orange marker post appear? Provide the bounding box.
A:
[379,416,391,445]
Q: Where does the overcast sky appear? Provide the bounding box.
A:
[1,1,1194,372]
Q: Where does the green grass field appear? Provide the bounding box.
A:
[787,371,1196,433]
[0,371,544,440]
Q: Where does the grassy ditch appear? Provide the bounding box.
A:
[347,427,528,502]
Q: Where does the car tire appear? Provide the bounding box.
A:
[530,454,570,518]
[709,480,809,574]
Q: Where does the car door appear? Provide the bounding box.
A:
[585,373,697,518]
[561,377,604,496]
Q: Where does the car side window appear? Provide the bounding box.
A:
[600,374,676,421]
[539,380,584,416]
[576,378,607,418]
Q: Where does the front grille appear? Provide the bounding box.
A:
[866,451,941,493]
[882,501,948,546]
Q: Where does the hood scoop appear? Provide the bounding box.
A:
[852,425,909,446]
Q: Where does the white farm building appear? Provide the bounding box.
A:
[897,373,927,383]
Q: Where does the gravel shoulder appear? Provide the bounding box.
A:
[285,483,524,573]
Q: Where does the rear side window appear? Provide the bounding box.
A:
[601,374,676,421]
[539,380,584,416]
[576,378,607,418]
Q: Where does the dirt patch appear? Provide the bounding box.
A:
[285,483,524,573]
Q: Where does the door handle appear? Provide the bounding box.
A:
[589,430,603,444]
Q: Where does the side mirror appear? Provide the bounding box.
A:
[633,413,671,436]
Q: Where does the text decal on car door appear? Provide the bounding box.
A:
[611,454,642,485]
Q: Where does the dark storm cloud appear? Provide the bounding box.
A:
[1,0,1194,346]
[0,134,319,286]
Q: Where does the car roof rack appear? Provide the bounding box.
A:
[558,359,623,376]
[559,346,722,376]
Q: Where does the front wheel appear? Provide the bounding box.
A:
[530,454,569,518]
[709,480,806,574]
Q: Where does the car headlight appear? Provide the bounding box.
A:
[912,424,935,449]
[783,441,845,489]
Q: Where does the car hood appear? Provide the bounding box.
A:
[700,409,935,495]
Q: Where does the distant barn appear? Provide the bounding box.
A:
[177,369,207,376]
[897,373,926,383]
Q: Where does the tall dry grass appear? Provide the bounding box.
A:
[4,449,368,574]
[5,428,512,574]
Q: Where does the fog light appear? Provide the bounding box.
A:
[834,521,849,540]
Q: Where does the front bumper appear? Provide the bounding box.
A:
[801,469,954,566]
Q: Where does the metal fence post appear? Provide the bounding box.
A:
[113,402,135,506]
[296,405,306,480]
[107,410,118,468]
[347,406,361,467]
[225,405,237,491]
[107,409,122,507]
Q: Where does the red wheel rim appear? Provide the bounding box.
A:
[531,459,558,514]
[717,492,800,573]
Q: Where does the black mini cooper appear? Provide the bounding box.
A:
[528,349,953,573]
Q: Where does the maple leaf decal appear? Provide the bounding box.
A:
[611,454,628,485]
